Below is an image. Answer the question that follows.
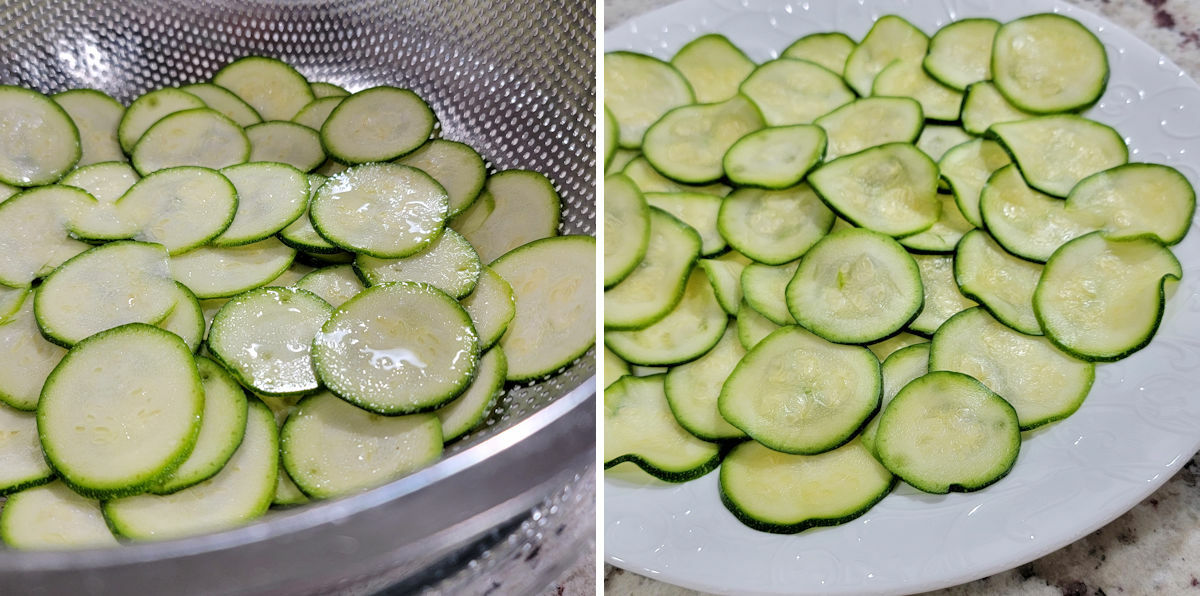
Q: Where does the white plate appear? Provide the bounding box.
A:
[604,1,1200,594]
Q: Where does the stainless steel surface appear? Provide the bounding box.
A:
[0,0,596,593]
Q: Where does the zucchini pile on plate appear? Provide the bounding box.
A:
[0,56,595,548]
[603,12,1192,534]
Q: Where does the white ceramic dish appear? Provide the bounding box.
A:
[604,1,1200,594]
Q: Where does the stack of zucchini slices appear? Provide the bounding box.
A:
[0,56,594,548]
[604,13,1192,534]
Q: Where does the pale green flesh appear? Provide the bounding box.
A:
[719,326,880,454]
[605,269,726,366]
[872,60,962,121]
[931,307,1094,429]
[922,18,999,90]
[0,86,80,187]
[104,400,277,540]
[118,88,207,154]
[292,97,344,134]
[739,59,854,127]
[214,162,309,247]
[156,282,205,352]
[723,124,827,189]
[620,157,731,197]
[642,95,765,185]
[808,142,939,237]
[698,253,748,315]
[603,173,650,287]
[321,86,434,164]
[435,346,506,441]
[0,402,53,493]
[736,299,780,351]
[295,264,364,308]
[282,392,442,499]
[663,323,746,440]
[980,164,1097,262]
[131,108,250,175]
[52,89,125,167]
[843,15,929,97]
[605,52,694,148]
[493,236,595,380]
[782,32,856,78]
[395,140,487,217]
[644,192,724,255]
[0,187,93,287]
[180,83,262,127]
[246,121,325,172]
[992,13,1108,113]
[0,283,26,322]
[0,295,65,410]
[1067,163,1196,245]
[1,481,117,550]
[604,209,699,330]
[860,342,929,455]
[990,115,1127,198]
[108,166,239,255]
[213,56,314,121]
[939,138,1012,229]
[355,229,481,299]
[209,287,333,395]
[1034,233,1182,361]
[38,325,203,498]
[961,82,1034,136]
[671,34,755,104]
[459,265,515,350]
[815,97,923,160]
[312,282,479,414]
[786,228,924,344]
[868,331,926,361]
[310,82,349,99]
[312,162,448,258]
[718,183,834,264]
[35,242,178,347]
[603,345,631,389]
[908,254,976,336]
[279,172,338,253]
[876,371,1020,493]
[604,375,719,476]
[741,261,798,326]
[954,229,1043,335]
[899,191,974,253]
[60,161,138,204]
[915,125,973,163]
[169,238,296,299]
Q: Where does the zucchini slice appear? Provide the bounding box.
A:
[246,121,325,172]
[458,264,515,351]
[859,342,929,455]
[604,345,630,389]
[808,142,940,238]
[979,164,1096,262]
[868,331,926,361]
[718,183,835,265]
[603,374,720,482]
[52,89,124,167]
[603,173,650,288]
[605,51,694,149]
[281,391,442,499]
[1067,163,1196,245]
[294,264,365,309]
[604,105,619,170]
[989,115,1127,198]
[310,82,349,99]
[355,228,481,299]
[954,229,1044,335]
[292,96,343,132]
[922,18,1000,91]
[605,269,726,366]
[872,60,963,122]
[736,299,780,350]
[719,440,893,534]
[208,287,333,396]
[723,124,826,189]
[0,481,117,549]
[169,238,297,300]
[875,370,1020,493]
[960,82,1034,136]
[719,325,881,454]
[898,191,974,254]
[642,95,764,185]
[454,170,560,264]
[644,192,725,256]
[0,294,65,411]
[109,166,240,254]
[492,235,595,380]
[915,125,973,163]
[278,173,340,254]
[117,88,207,154]
[214,161,310,248]
[670,34,756,104]
[312,282,478,414]
[131,108,250,175]
[310,162,448,258]
[908,253,976,336]
[930,307,1094,429]
[785,228,924,344]
[604,208,699,330]
[434,346,506,442]
[843,15,930,97]
[0,186,93,286]
[698,251,749,316]
[321,86,435,164]
[621,156,731,197]
[939,137,1012,229]
[37,324,203,499]
[741,261,798,325]
[782,32,856,75]
[180,82,263,127]
[213,56,315,121]
[815,97,924,160]
[663,323,747,441]
[59,160,139,205]
[0,402,54,495]
[395,139,488,218]
[739,59,855,127]
[992,13,1108,114]
[1034,232,1182,361]
[103,399,277,540]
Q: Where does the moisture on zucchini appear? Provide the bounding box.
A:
[321,86,436,164]
[51,89,124,167]
[310,162,448,258]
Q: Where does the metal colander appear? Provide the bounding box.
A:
[0,1,596,594]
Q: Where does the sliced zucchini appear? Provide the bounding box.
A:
[311,162,449,258]
[670,34,755,103]
[282,391,442,498]
[954,229,1043,335]
[291,96,344,132]
[808,142,940,237]
[620,156,731,197]
[212,56,314,121]
[37,324,203,499]
[939,137,1012,228]
[843,15,930,97]
[279,173,340,254]
[785,228,924,344]
[107,166,240,254]
[150,356,248,494]
[872,59,963,121]
[294,264,364,308]
[739,59,854,127]
[60,160,138,205]
[875,370,1020,493]
[915,125,973,163]
[604,105,619,170]
[169,238,296,300]
[492,235,595,380]
[603,374,720,482]
[34,241,178,347]
[0,481,117,549]
[131,108,250,175]
[609,148,638,174]
[908,253,976,336]
[815,96,924,160]
[1034,232,1182,361]
[0,86,80,186]
[0,294,65,411]
[458,264,515,351]
[0,186,93,286]
[718,183,835,265]
[395,139,487,218]
[605,51,694,148]
[605,268,726,366]
[209,287,333,396]
[603,173,650,287]
[961,81,1034,136]
[868,331,926,361]
[118,88,207,154]
[720,325,880,454]
[1067,163,1196,245]
[859,342,929,455]
[663,323,746,441]
[922,18,1000,91]
[0,402,54,495]
[931,307,1094,429]
[989,115,1127,198]
[180,82,262,127]
[781,32,856,75]
[103,399,276,540]
[434,346,506,442]
[644,192,725,256]
[52,89,125,166]
[356,229,481,299]
[0,283,26,323]
[741,261,798,325]
[898,192,974,253]
[992,13,1108,113]
[642,94,764,185]
[979,163,1096,262]
[310,82,349,99]
[736,299,780,350]
[246,121,325,172]
[156,282,204,352]
[723,124,826,189]
[321,86,435,164]
[698,251,749,316]
[452,170,559,264]
[719,439,893,534]
[213,161,309,248]
[313,282,478,414]
[604,208,699,330]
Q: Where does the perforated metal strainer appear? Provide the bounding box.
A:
[0,1,595,593]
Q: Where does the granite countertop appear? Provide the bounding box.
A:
[603,0,1200,594]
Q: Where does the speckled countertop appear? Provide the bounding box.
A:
[603,0,1200,594]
